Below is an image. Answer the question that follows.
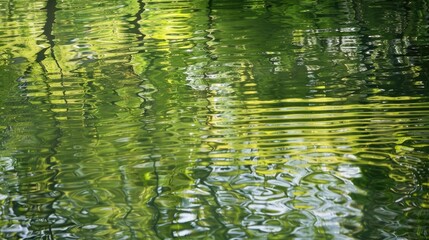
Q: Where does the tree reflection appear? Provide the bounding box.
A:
[0,0,429,238]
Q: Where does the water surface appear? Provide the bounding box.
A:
[0,0,429,239]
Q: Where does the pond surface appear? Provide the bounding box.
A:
[1,0,429,239]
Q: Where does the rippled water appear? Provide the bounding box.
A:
[1,0,429,239]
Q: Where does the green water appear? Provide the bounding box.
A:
[1,0,429,239]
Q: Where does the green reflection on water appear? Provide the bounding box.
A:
[0,0,429,239]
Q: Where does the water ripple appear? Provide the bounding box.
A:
[1,0,429,239]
